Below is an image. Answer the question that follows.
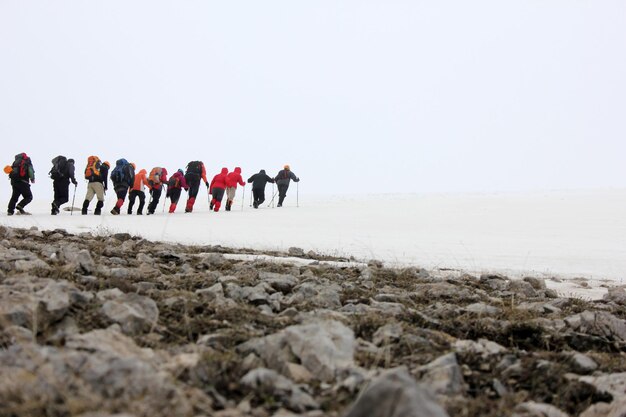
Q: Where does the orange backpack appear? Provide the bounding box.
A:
[148,167,162,186]
[84,156,101,180]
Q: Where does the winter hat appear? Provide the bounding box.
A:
[3,165,12,175]
[284,164,290,170]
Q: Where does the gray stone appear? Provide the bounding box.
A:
[417,352,466,396]
[579,372,626,398]
[604,286,626,305]
[260,272,299,294]
[453,338,506,357]
[241,368,318,412]
[373,322,403,346]
[97,288,125,301]
[580,397,626,417]
[464,302,501,316]
[509,280,538,298]
[76,249,96,273]
[564,311,626,341]
[15,258,50,273]
[239,319,355,382]
[512,401,570,417]
[343,367,449,417]
[196,283,224,300]
[567,352,598,374]
[523,277,547,290]
[101,294,159,335]
[288,247,305,257]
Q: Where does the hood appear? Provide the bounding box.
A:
[259,169,266,174]
[221,167,228,174]
[67,159,75,164]
[139,169,147,175]
[162,167,168,175]
[234,167,241,173]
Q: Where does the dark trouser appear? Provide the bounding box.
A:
[277,183,289,205]
[252,188,265,207]
[128,190,146,214]
[8,180,33,213]
[53,179,70,208]
[114,185,129,209]
[210,187,225,211]
[187,176,201,199]
[148,188,162,213]
[169,188,182,204]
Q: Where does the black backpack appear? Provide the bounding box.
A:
[49,155,67,180]
[186,161,203,176]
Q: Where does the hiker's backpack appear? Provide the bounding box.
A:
[110,158,128,184]
[49,155,67,180]
[168,175,180,189]
[148,167,162,187]
[9,154,31,180]
[186,161,203,176]
[85,156,101,180]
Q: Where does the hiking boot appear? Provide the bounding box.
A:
[51,203,59,215]
[127,209,132,215]
[7,211,14,216]
[277,203,282,207]
[94,201,103,215]
[253,202,258,209]
[185,208,192,213]
[82,200,89,215]
[16,205,27,214]
[111,207,120,215]
[209,202,214,210]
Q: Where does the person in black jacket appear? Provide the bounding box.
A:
[51,158,78,215]
[7,153,35,215]
[274,165,300,207]
[247,169,275,208]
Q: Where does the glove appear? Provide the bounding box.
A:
[72,179,78,186]
[31,179,35,184]
[205,182,209,188]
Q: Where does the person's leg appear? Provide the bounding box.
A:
[259,188,266,205]
[7,183,21,214]
[127,190,137,214]
[111,187,128,214]
[16,183,33,212]
[213,188,224,211]
[278,184,288,206]
[186,180,200,212]
[148,188,161,214]
[169,188,181,213]
[137,191,146,214]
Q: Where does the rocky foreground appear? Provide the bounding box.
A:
[0,226,625,417]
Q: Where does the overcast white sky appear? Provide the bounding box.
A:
[1,1,625,198]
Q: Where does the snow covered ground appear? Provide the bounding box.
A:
[2,189,625,299]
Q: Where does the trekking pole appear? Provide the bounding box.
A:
[70,184,77,215]
[162,185,167,213]
[249,187,253,207]
[297,182,299,208]
[268,191,277,208]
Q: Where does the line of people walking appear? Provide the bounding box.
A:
[4,153,300,215]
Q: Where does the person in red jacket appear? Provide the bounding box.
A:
[209,167,229,212]
[128,168,150,215]
[166,169,189,213]
[225,167,246,211]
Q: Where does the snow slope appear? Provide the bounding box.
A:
[2,189,625,297]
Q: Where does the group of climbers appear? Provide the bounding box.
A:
[5,153,300,215]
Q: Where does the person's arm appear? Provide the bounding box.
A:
[181,175,189,190]
[266,174,275,183]
[247,174,255,183]
[202,164,208,186]
[69,164,77,185]
[238,174,245,186]
[29,163,35,183]
[290,171,299,182]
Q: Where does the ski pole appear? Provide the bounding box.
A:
[249,186,253,207]
[268,191,277,207]
[70,184,77,215]
[297,182,299,208]
[241,185,245,211]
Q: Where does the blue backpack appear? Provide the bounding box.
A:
[111,158,129,185]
